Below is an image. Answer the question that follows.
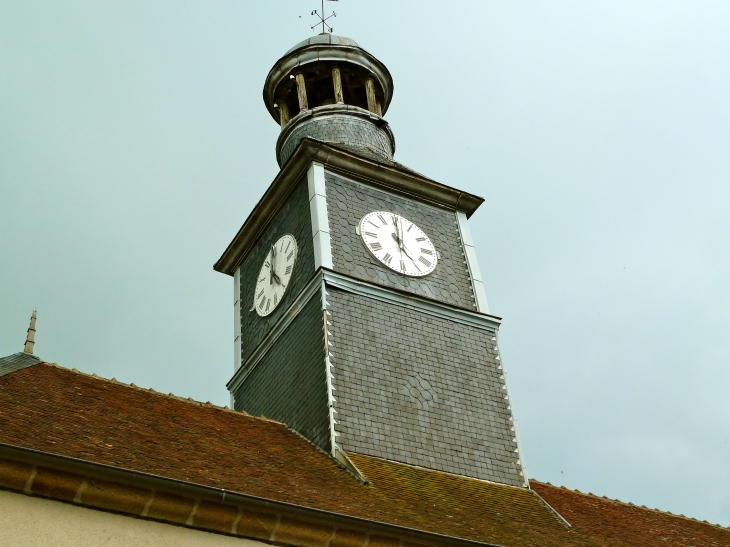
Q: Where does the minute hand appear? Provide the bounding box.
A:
[397,220,420,267]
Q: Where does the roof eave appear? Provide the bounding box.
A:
[214,139,485,276]
[0,442,505,547]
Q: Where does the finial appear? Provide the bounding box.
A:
[311,0,338,34]
[23,308,37,355]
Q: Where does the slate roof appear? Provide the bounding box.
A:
[0,361,727,547]
[0,352,41,377]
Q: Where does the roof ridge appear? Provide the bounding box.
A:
[39,362,282,425]
[535,480,730,531]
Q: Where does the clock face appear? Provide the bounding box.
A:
[359,211,437,277]
[253,234,298,317]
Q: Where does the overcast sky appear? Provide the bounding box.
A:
[2,0,729,527]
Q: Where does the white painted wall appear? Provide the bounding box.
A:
[0,489,264,547]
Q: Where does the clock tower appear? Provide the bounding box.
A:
[215,34,527,488]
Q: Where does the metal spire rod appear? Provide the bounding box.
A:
[310,0,338,34]
[23,308,37,355]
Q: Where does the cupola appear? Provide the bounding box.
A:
[263,33,395,166]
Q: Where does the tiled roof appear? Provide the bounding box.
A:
[532,481,730,547]
[0,362,588,546]
[0,362,726,546]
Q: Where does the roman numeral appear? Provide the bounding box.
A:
[287,251,294,261]
[265,299,270,312]
[259,295,266,308]
[416,237,426,242]
[368,221,380,229]
[264,261,270,268]
[364,231,377,238]
[285,241,291,253]
[258,277,265,282]
[421,248,433,255]
[371,242,383,251]
[257,289,264,299]
[406,224,413,232]
[418,256,431,267]
[377,214,387,225]
[383,253,393,265]
[391,215,398,225]
[400,260,406,271]
[285,265,292,275]
[273,294,278,306]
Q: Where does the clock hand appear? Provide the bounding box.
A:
[391,232,405,262]
[396,222,422,271]
[269,246,282,285]
[396,219,417,263]
[400,241,419,266]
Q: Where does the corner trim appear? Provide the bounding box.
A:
[233,268,242,373]
[456,211,489,313]
[308,162,334,270]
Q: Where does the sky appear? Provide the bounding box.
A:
[1,0,729,527]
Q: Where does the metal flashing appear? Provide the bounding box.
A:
[214,140,484,276]
[227,267,501,396]
[322,269,501,332]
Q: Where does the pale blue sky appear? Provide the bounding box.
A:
[1,0,729,527]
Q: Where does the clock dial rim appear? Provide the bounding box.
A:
[253,233,299,317]
[358,211,438,277]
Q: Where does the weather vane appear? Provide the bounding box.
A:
[310,0,338,34]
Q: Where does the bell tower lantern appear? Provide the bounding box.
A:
[263,33,396,166]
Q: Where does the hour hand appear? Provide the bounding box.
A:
[268,246,280,284]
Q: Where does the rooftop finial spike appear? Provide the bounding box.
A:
[23,308,37,355]
[310,0,338,34]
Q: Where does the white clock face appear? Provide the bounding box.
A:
[253,234,298,317]
[359,211,437,277]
